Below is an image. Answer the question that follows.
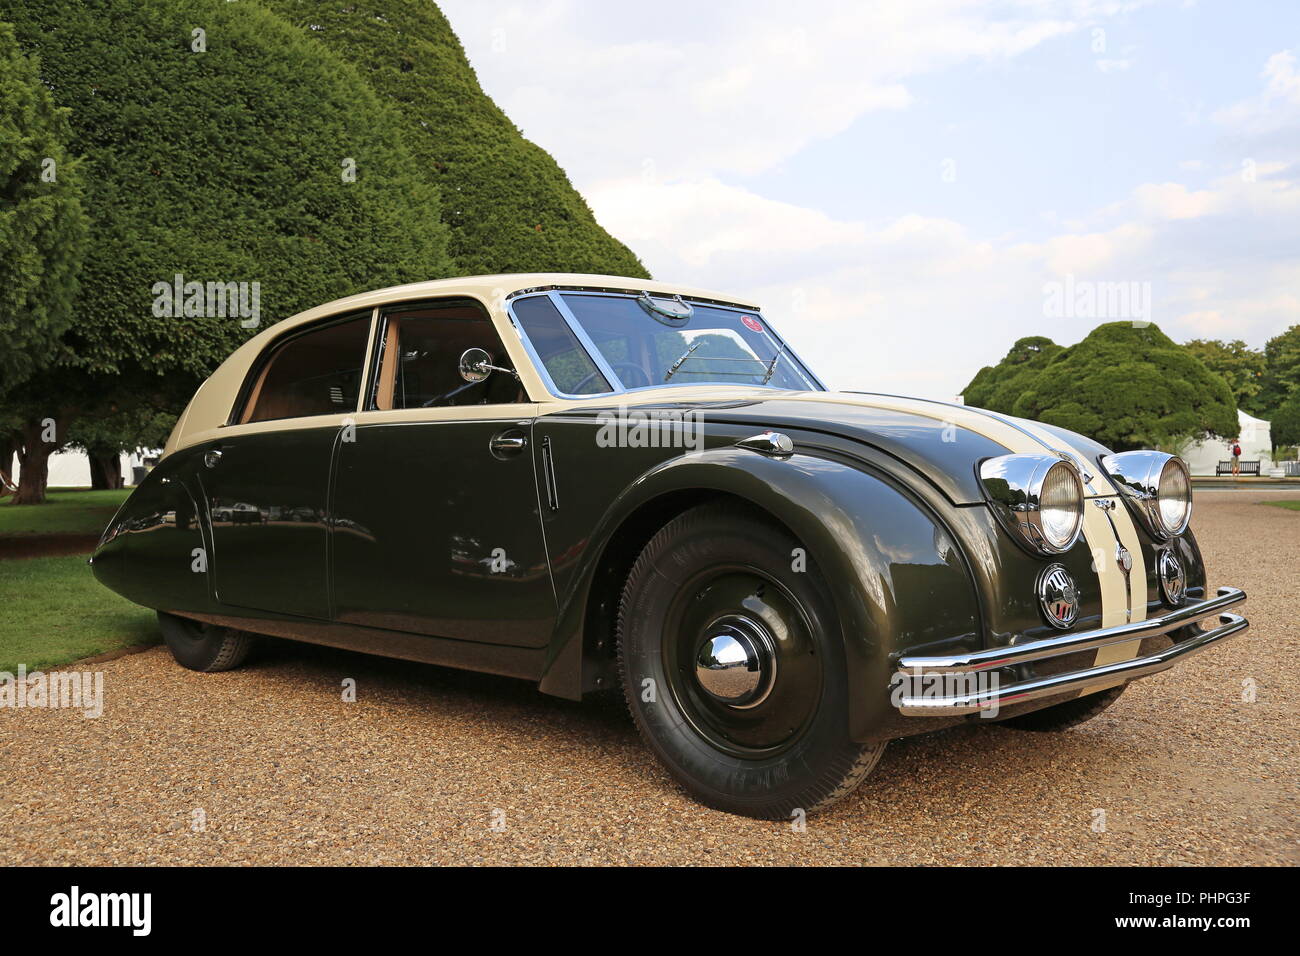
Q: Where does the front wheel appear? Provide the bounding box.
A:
[617,501,884,819]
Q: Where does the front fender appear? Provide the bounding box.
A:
[539,441,983,742]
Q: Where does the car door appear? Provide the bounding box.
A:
[201,309,374,620]
[330,297,557,647]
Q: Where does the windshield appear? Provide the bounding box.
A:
[510,292,821,396]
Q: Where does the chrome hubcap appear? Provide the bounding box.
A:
[693,615,776,708]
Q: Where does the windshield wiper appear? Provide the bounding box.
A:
[663,341,702,381]
[762,344,787,385]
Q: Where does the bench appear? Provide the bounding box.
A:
[1216,460,1261,476]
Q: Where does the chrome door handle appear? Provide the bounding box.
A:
[204,449,223,469]
[489,431,528,458]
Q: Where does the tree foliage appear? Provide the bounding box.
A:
[1270,391,1300,450]
[962,336,1064,413]
[1,0,458,501]
[260,0,649,278]
[0,21,86,395]
[1183,338,1266,415]
[3,0,453,393]
[1258,325,1300,417]
[965,323,1238,451]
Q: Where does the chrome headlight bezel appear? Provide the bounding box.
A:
[1099,450,1193,540]
[978,454,1086,556]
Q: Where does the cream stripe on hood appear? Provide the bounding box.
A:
[791,392,1148,662]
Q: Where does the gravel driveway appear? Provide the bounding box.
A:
[2,491,1295,865]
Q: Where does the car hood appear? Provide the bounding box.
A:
[548,388,1116,505]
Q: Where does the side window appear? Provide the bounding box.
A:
[240,312,372,424]
[371,299,525,410]
[510,295,612,395]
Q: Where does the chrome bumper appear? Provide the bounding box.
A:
[893,587,1248,716]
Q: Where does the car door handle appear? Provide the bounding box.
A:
[489,430,528,458]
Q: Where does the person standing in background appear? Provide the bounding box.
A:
[1231,440,1242,476]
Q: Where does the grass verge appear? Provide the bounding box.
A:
[0,488,131,537]
[1264,500,1300,512]
[0,554,157,671]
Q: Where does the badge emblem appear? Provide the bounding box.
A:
[1038,563,1079,629]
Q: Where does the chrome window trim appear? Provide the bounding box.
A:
[546,291,627,392]
[504,289,826,401]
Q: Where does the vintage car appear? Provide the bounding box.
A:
[92,274,1249,818]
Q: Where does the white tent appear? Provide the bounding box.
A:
[1182,409,1272,476]
[7,448,140,489]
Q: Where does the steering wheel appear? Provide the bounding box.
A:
[573,362,651,393]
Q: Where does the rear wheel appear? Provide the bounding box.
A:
[998,684,1126,731]
[158,612,255,673]
[617,501,884,819]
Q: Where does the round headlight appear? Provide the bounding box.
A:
[1039,460,1085,550]
[979,454,1085,555]
[1156,456,1192,535]
[1100,450,1194,540]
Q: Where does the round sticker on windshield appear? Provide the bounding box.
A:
[741,315,763,332]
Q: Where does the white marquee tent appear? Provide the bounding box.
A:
[1182,409,1273,476]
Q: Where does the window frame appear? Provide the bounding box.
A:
[228,308,379,427]
[364,295,526,413]
[504,289,826,400]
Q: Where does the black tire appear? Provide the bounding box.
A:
[158,612,255,673]
[998,684,1126,731]
[616,501,885,819]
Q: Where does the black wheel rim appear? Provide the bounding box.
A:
[662,566,822,757]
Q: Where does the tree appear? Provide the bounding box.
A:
[1183,338,1266,415]
[0,22,86,396]
[963,336,1064,414]
[2,0,455,502]
[1010,323,1238,450]
[65,402,176,489]
[1270,391,1300,452]
[1257,325,1300,420]
[262,0,650,278]
[0,21,88,495]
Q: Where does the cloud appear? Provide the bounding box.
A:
[442,0,1087,181]
[439,5,1300,398]
[1213,50,1300,135]
[585,165,1300,396]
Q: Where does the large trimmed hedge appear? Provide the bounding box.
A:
[2,0,453,391]
[973,323,1238,450]
[0,22,86,394]
[261,0,649,278]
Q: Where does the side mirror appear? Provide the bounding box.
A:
[459,347,492,383]
[458,347,521,383]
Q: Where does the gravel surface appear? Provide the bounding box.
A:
[1,491,1295,865]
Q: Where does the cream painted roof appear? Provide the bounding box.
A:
[165,274,761,453]
[256,273,757,344]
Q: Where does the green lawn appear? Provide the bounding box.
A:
[0,554,158,672]
[1265,500,1300,512]
[0,487,131,536]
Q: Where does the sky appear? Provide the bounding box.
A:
[439,0,1300,399]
